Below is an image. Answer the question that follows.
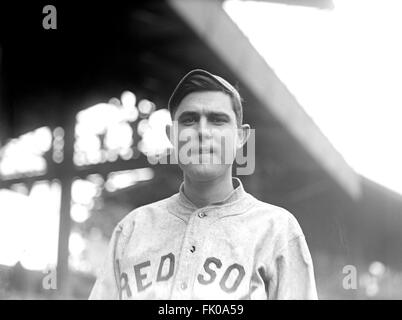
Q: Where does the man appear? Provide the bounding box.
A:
[89,69,318,300]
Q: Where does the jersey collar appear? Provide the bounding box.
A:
[167,177,254,222]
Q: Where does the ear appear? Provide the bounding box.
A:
[236,124,251,149]
[166,123,172,143]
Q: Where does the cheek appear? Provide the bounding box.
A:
[212,133,237,165]
[175,127,198,148]
[213,130,236,150]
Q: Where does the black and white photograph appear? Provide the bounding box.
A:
[1,0,402,304]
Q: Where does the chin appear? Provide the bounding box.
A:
[181,163,228,182]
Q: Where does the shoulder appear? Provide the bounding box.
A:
[120,195,175,225]
[113,194,177,238]
[246,197,309,259]
[246,194,305,239]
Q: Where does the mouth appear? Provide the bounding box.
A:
[198,147,214,154]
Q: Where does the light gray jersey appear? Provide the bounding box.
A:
[89,178,318,300]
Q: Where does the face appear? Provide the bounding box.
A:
[169,91,249,182]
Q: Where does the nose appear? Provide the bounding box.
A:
[198,116,212,140]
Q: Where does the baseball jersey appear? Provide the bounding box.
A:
[89,178,318,300]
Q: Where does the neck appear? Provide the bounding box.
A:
[183,171,234,208]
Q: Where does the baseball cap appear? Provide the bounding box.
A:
[168,69,243,125]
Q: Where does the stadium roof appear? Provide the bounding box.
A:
[0,0,357,199]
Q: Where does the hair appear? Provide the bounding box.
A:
[168,73,244,127]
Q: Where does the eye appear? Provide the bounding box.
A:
[210,116,227,125]
[180,116,196,126]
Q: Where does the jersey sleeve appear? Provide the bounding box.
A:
[267,233,318,300]
[88,224,123,300]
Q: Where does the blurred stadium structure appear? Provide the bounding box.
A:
[1,0,402,299]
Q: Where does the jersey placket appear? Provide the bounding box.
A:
[170,208,210,299]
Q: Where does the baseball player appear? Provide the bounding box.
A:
[89,69,318,300]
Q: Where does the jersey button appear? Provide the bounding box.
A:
[181,282,188,290]
[198,212,206,218]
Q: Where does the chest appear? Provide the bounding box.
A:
[116,216,268,299]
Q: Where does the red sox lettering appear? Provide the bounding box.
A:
[117,253,245,298]
[197,257,245,293]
